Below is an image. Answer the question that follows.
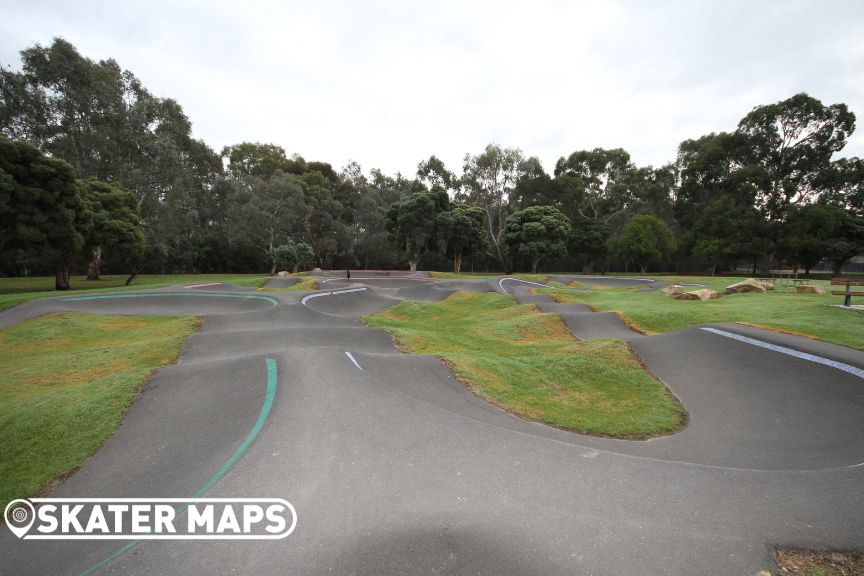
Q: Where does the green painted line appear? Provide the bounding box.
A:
[63,292,279,306]
[78,357,279,576]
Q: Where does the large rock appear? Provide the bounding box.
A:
[724,278,768,294]
[277,270,291,277]
[690,288,721,300]
[796,284,827,295]
[661,284,684,296]
[671,288,721,301]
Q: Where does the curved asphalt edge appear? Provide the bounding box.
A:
[76,357,279,576]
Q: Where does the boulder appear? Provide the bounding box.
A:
[671,288,720,301]
[277,270,291,277]
[724,278,767,295]
[796,284,827,295]
[690,288,721,300]
[661,284,684,296]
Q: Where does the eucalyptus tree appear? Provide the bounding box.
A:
[417,155,457,195]
[553,148,636,226]
[458,144,525,271]
[386,189,450,272]
[222,142,293,180]
[736,92,855,217]
[226,171,307,274]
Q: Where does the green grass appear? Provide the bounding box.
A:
[0,274,271,311]
[365,291,686,438]
[0,312,200,510]
[539,276,864,350]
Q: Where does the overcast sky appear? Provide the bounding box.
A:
[2,0,863,178]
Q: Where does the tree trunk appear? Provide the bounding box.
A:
[55,259,71,291]
[640,263,647,274]
[833,260,844,276]
[531,257,539,274]
[453,252,462,274]
[409,260,418,272]
[270,259,277,275]
[86,246,102,281]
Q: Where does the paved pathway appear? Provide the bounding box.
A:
[1,276,862,575]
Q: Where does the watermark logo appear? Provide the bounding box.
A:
[4,498,297,540]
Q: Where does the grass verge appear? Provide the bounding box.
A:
[0,312,200,510]
[539,276,864,350]
[364,291,686,438]
[0,274,271,312]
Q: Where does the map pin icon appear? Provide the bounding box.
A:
[4,499,35,539]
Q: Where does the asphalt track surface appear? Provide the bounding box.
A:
[1,273,863,575]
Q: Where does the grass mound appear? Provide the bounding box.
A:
[365,291,686,438]
[0,312,200,510]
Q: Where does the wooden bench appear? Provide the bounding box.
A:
[831,278,864,306]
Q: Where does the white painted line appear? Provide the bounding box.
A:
[498,276,658,294]
[184,282,223,288]
[344,351,364,371]
[699,327,864,380]
[849,462,864,469]
[498,278,557,294]
[301,287,367,305]
[301,291,331,304]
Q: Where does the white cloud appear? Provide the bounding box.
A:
[2,0,862,175]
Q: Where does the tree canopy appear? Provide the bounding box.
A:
[1,38,863,282]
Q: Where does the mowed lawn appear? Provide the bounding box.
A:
[0,312,200,510]
[365,291,686,438]
[541,276,864,350]
[0,274,271,311]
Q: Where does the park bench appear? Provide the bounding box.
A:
[831,278,864,306]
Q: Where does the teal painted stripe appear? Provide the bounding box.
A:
[78,357,279,576]
[63,292,279,306]
[192,357,278,497]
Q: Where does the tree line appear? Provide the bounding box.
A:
[1,38,862,289]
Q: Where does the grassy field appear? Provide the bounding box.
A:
[365,291,686,438]
[0,274,271,311]
[539,276,864,350]
[0,312,200,510]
